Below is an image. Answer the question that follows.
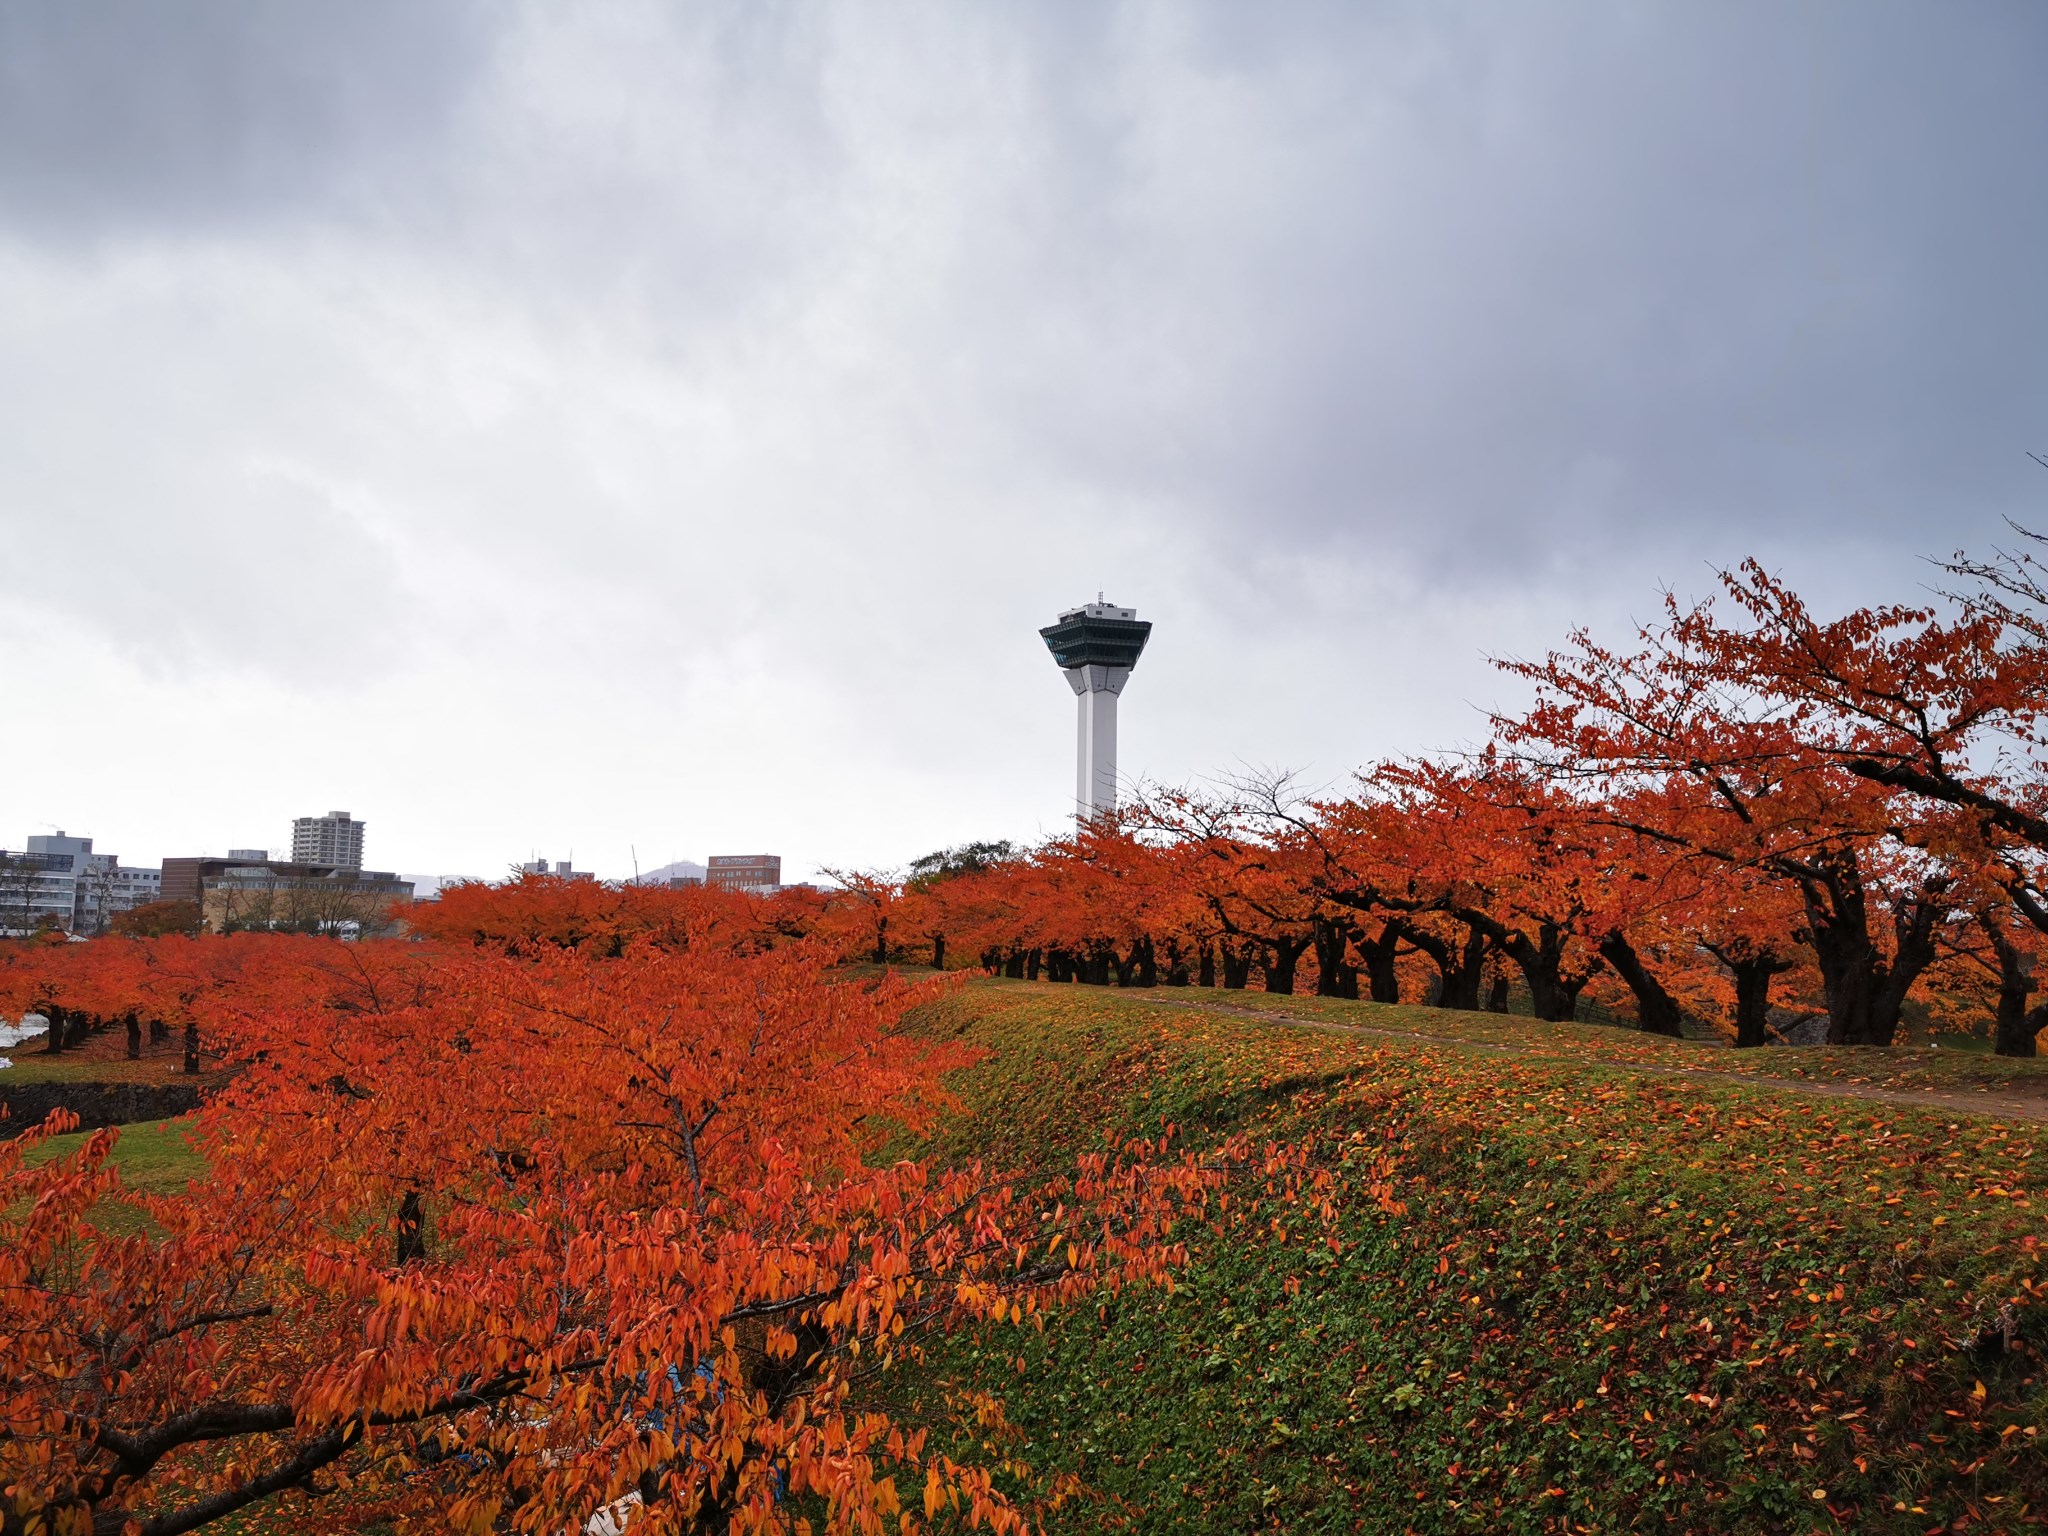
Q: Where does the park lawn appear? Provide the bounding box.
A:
[899,978,2048,1535]
[16,1115,207,1235]
[1137,985,2048,1102]
[20,1115,208,1194]
[0,1049,200,1086]
[0,1022,218,1087]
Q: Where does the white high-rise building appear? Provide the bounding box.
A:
[292,812,365,871]
[1039,599,1153,823]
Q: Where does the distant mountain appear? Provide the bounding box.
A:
[635,859,708,886]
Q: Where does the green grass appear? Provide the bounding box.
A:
[0,1050,196,1086]
[24,1115,207,1193]
[17,1116,207,1233]
[1121,983,2048,1100]
[897,978,2048,1534]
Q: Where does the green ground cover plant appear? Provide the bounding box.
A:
[20,1115,206,1195]
[903,979,2048,1534]
[1153,990,2048,1104]
[0,1048,196,1087]
[15,1115,206,1236]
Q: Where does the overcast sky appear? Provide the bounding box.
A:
[2,1,2044,882]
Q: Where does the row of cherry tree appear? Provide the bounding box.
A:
[865,542,2048,1053]
[2,888,1300,1536]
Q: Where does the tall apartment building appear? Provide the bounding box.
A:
[292,811,365,871]
[0,832,162,935]
[706,854,781,893]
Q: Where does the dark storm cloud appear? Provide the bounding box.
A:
[946,3,2048,581]
[0,0,488,236]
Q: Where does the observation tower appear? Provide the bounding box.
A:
[1039,597,1152,823]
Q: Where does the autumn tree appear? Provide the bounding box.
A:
[1500,594,1962,1045]
[111,899,203,939]
[902,841,1018,969]
[1,927,1242,1536]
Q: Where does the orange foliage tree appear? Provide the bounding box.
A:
[3,912,1244,1535]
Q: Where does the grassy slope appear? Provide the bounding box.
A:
[17,1116,207,1235]
[903,979,2048,1535]
[20,1116,207,1193]
[1194,990,2048,1099]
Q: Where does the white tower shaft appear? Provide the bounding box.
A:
[1065,663,1130,821]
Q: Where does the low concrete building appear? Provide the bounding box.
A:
[160,856,412,935]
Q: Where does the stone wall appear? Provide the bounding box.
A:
[0,1080,203,1139]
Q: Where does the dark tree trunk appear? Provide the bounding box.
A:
[183,1020,201,1075]
[1163,942,1190,986]
[1732,964,1773,1049]
[126,1012,142,1060]
[2024,1005,2048,1060]
[1114,946,1137,987]
[1262,934,1312,995]
[395,1190,426,1265]
[1877,896,1942,1046]
[1410,924,1488,1011]
[1047,948,1074,983]
[1807,912,1877,1045]
[1357,921,1402,1004]
[41,1004,66,1054]
[1312,918,1359,999]
[1998,977,2039,1058]
[1798,857,1941,1046]
[1198,943,1217,988]
[930,934,946,970]
[1714,949,1793,1050]
[1027,947,1043,981]
[149,1018,169,1045]
[1221,943,1251,990]
[1986,918,2040,1057]
[1004,950,1026,980]
[1134,937,1157,988]
[1485,946,1512,1014]
[872,917,889,967]
[1446,925,1488,1011]
[1496,921,1592,1022]
[1597,932,1685,1038]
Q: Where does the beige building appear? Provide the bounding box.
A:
[162,856,412,935]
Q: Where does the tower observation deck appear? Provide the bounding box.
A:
[1039,598,1152,823]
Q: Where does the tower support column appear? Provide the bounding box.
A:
[1066,663,1130,822]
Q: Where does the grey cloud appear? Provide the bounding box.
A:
[924,3,2048,582]
[1,2,2044,871]
[0,0,489,237]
